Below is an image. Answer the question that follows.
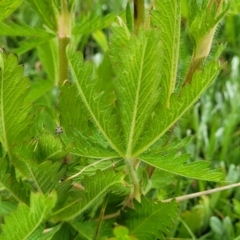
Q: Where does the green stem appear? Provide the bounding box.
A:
[182,57,204,86]
[134,0,145,34]
[58,0,71,85]
[58,37,70,85]
[93,194,109,240]
[125,159,141,202]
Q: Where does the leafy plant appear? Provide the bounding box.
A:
[0,0,229,239]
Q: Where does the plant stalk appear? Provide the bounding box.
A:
[163,182,240,202]
[58,0,71,86]
[125,159,141,202]
[134,0,145,34]
[93,194,109,240]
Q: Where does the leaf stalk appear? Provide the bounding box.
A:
[134,0,145,34]
[58,0,71,86]
[125,158,141,202]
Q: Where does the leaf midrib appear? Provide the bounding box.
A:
[23,207,48,240]
[167,2,180,107]
[0,59,8,152]
[52,177,122,220]
[69,60,124,158]
[139,157,218,181]
[126,39,147,159]
[132,73,217,157]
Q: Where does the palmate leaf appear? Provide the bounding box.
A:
[0,0,23,21]
[119,198,178,240]
[110,23,162,157]
[51,170,124,221]
[151,0,181,108]
[0,158,29,204]
[0,50,31,157]
[67,49,124,157]
[133,60,222,157]
[139,153,223,182]
[0,192,57,240]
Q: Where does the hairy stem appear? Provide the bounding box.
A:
[134,0,145,34]
[125,159,141,202]
[58,0,71,85]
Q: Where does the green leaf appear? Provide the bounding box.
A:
[71,220,97,240]
[126,3,133,32]
[68,158,122,181]
[188,0,229,45]
[151,0,181,108]
[0,200,17,217]
[0,22,53,37]
[133,60,221,156]
[72,13,115,35]
[32,133,68,162]
[13,37,54,55]
[119,198,178,240]
[52,170,124,221]
[0,192,57,240]
[50,222,76,240]
[0,0,23,21]
[39,225,62,240]
[112,226,137,240]
[71,217,114,240]
[0,50,31,157]
[16,133,68,164]
[27,161,66,194]
[58,81,120,159]
[139,153,223,182]
[67,49,124,157]
[37,39,59,85]
[26,0,58,30]
[25,78,53,102]
[92,30,108,52]
[110,23,162,158]
[12,132,69,178]
[188,0,229,60]
[0,158,30,204]
[233,199,240,216]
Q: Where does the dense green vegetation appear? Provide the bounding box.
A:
[0,0,240,239]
